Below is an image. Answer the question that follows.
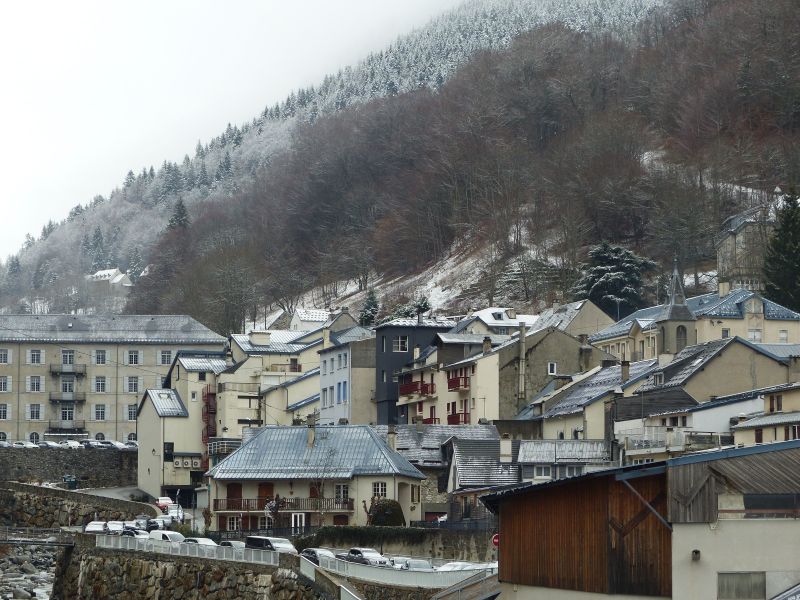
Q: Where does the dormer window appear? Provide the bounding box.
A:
[653,372,664,385]
[492,312,503,320]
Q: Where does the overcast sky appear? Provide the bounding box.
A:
[0,0,463,259]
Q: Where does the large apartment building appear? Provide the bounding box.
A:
[0,315,224,444]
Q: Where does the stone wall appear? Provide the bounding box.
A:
[0,448,138,488]
[0,482,157,528]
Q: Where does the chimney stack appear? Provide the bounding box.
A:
[601,359,617,369]
[483,336,492,355]
[413,345,421,360]
[517,323,527,410]
[387,424,397,451]
[417,310,423,326]
[249,330,271,346]
[307,422,315,447]
[621,361,630,383]
[499,433,512,463]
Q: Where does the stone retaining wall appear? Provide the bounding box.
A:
[0,448,137,488]
[0,482,157,528]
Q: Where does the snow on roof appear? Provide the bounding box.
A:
[294,309,330,322]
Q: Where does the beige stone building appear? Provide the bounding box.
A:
[206,424,425,533]
[0,315,223,445]
[732,382,800,446]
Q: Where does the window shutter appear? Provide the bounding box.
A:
[92,350,96,365]
[40,377,45,393]
[138,376,143,392]
[25,376,30,393]
[7,376,11,393]
[25,404,30,420]
[26,350,31,365]
[6,404,11,420]
[123,352,128,365]
[6,350,11,365]
[138,351,143,365]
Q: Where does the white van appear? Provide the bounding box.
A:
[84,521,109,534]
[148,530,185,543]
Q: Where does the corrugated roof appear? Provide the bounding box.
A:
[534,300,586,331]
[517,440,610,464]
[287,393,320,412]
[451,438,520,488]
[0,314,224,344]
[706,381,800,405]
[231,333,320,355]
[732,411,800,429]
[376,317,457,329]
[144,389,188,417]
[265,367,320,391]
[373,424,499,468]
[705,446,800,494]
[207,425,425,480]
[178,357,228,374]
[295,309,330,322]
[543,359,658,418]
[753,343,800,358]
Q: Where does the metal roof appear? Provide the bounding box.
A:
[436,333,512,345]
[375,317,457,329]
[373,424,499,468]
[264,367,320,392]
[533,300,587,331]
[451,438,520,488]
[207,425,425,481]
[295,309,330,322]
[517,440,610,464]
[0,314,224,344]
[705,381,800,405]
[732,411,800,429]
[287,393,320,412]
[142,389,188,418]
[178,357,228,374]
[753,343,800,358]
[230,333,320,355]
[319,326,375,353]
[542,359,658,418]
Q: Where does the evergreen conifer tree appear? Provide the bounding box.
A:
[127,247,144,282]
[763,193,800,312]
[359,290,379,325]
[167,199,190,231]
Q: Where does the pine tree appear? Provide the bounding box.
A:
[7,256,21,277]
[124,170,136,187]
[763,193,800,312]
[359,289,379,325]
[167,199,190,231]
[127,247,144,282]
[90,227,106,271]
[571,242,657,320]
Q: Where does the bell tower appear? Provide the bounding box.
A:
[656,258,696,359]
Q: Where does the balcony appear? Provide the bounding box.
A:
[447,412,471,425]
[218,382,260,395]
[49,364,86,376]
[49,392,86,403]
[422,417,440,424]
[213,496,354,512]
[47,420,86,432]
[448,376,470,391]
[270,363,302,373]
[399,381,421,396]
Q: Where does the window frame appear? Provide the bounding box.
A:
[95,350,106,365]
[128,350,140,365]
[95,404,106,421]
[392,336,409,353]
[29,349,41,365]
[160,350,172,366]
[534,465,552,479]
[128,404,137,421]
[28,403,41,420]
[372,481,387,498]
[94,376,106,393]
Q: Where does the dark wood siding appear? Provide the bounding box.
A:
[668,462,718,523]
[498,473,671,597]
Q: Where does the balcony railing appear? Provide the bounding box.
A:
[218,382,260,394]
[422,417,440,424]
[447,412,471,425]
[208,439,242,457]
[214,496,354,512]
[421,383,435,396]
[399,381,421,395]
[49,364,86,376]
[47,420,86,431]
[448,376,470,391]
[49,392,86,403]
[270,363,302,373]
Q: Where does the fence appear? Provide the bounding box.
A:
[317,556,490,589]
[96,534,279,566]
[430,571,498,600]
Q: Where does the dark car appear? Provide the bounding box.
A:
[334,547,389,567]
[300,547,335,565]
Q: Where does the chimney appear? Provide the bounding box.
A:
[499,434,512,463]
[387,424,397,451]
[517,323,527,410]
[417,311,423,326]
[307,422,315,447]
[788,357,800,382]
[578,334,588,345]
[322,327,331,348]
[601,359,618,369]
[413,345,421,360]
[482,336,492,355]
[249,330,271,346]
[737,413,747,423]
[621,361,630,383]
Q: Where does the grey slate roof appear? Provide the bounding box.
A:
[230,333,321,355]
[542,359,658,419]
[376,317,457,329]
[178,357,228,374]
[753,343,800,358]
[207,425,425,480]
[0,314,224,344]
[373,424,499,468]
[450,317,478,334]
[436,333,512,345]
[534,300,586,331]
[140,389,188,418]
[590,290,800,343]
[517,440,610,464]
[704,382,800,405]
[331,326,375,346]
[732,411,800,429]
[451,438,520,488]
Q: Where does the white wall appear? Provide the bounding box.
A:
[690,398,764,432]
[672,520,800,599]
[499,583,667,600]
[319,346,352,425]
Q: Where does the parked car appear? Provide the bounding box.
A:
[244,536,297,554]
[0,440,10,448]
[151,517,172,529]
[86,440,106,449]
[300,547,335,565]
[437,562,480,571]
[124,440,139,450]
[12,441,39,449]
[104,440,127,450]
[84,521,109,534]
[148,531,184,543]
[335,548,389,567]
[38,441,62,449]
[219,540,246,549]
[390,556,411,569]
[106,521,125,534]
[121,529,149,539]
[396,558,435,571]
[60,440,82,449]
[155,496,173,511]
[166,503,184,523]
[183,537,218,546]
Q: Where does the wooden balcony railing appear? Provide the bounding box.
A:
[420,382,435,396]
[447,412,471,425]
[422,417,440,424]
[399,381,421,395]
[448,376,470,391]
[213,496,354,512]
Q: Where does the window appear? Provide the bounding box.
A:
[322,360,327,375]
[779,330,789,343]
[198,371,207,382]
[547,362,557,375]
[747,329,763,343]
[321,388,328,408]
[769,395,783,413]
[754,429,763,444]
[94,376,106,393]
[95,350,106,365]
[127,433,137,441]
[0,349,8,364]
[62,350,74,365]
[29,432,39,444]
[258,515,273,530]
[128,404,137,421]
[676,325,687,352]
[381,336,386,353]
[717,572,766,600]
[160,350,172,365]
[127,377,139,394]
[534,466,552,479]
[382,370,386,383]
[342,381,348,403]
[632,458,655,465]
[60,376,74,393]
[343,353,347,367]
[95,433,105,441]
[565,466,583,478]
[417,401,423,414]
[411,484,420,503]
[336,382,342,404]
[0,404,7,420]
[128,350,139,365]
[335,484,349,502]
[392,336,409,352]
[95,404,106,421]
[670,416,679,427]
[28,376,41,393]
[28,404,41,420]
[372,482,387,498]
[61,405,74,420]
[228,515,241,531]
[653,372,664,385]
[681,416,687,427]
[337,354,342,369]
[0,376,10,393]
[328,387,334,406]
[29,349,41,364]
[0,432,5,440]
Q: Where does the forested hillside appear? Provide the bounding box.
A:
[4,0,800,337]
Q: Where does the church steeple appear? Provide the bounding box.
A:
[667,256,687,306]
[657,257,695,356]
